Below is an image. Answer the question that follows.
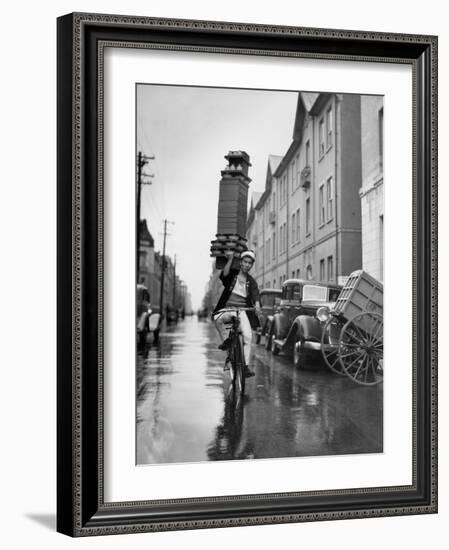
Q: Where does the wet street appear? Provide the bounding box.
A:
[136,316,383,465]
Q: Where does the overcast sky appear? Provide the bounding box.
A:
[137,84,298,310]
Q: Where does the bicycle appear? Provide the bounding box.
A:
[214,307,256,396]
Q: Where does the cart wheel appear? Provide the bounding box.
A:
[321,317,346,375]
[338,312,383,386]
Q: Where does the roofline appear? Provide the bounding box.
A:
[273,139,300,178]
[309,92,333,115]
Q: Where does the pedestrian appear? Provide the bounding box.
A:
[212,250,261,377]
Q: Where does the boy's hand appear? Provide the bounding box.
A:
[224,250,234,259]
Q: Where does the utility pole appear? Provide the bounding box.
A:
[172,254,177,307]
[158,219,174,320]
[136,151,155,283]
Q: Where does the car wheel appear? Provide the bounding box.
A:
[293,336,305,368]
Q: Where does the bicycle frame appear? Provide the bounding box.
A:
[215,307,255,395]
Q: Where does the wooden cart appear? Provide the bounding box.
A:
[320,270,383,386]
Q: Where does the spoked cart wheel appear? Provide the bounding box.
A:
[321,316,346,375]
[338,312,383,386]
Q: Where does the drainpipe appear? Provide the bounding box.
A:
[286,168,289,279]
[262,203,265,287]
[312,118,316,279]
[334,96,339,284]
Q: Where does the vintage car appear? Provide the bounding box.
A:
[136,284,161,347]
[266,279,342,367]
[197,307,209,320]
[254,288,282,344]
[166,306,179,324]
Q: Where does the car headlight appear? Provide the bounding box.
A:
[316,306,330,323]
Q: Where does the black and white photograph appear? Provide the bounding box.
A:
[135,84,384,465]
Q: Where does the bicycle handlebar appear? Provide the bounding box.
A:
[214,306,256,315]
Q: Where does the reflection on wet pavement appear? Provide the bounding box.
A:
[136,316,382,465]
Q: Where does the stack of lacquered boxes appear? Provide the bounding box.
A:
[210,151,251,270]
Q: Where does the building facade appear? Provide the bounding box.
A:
[247,92,363,289]
[138,219,191,314]
[360,96,384,281]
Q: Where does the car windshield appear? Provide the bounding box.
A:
[261,293,278,307]
[302,285,328,301]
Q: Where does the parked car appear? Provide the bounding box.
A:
[254,288,282,344]
[166,306,179,324]
[136,284,161,347]
[197,308,209,320]
[266,279,342,367]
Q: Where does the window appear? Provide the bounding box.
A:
[292,284,301,301]
[296,269,300,278]
[296,208,300,242]
[319,118,325,157]
[329,288,341,302]
[284,222,287,251]
[273,279,276,288]
[306,198,310,234]
[319,184,325,225]
[283,175,287,204]
[326,106,333,148]
[279,225,283,253]
[379,107,384,170]
[304,285,327,301]
[305,139,310,167]
[291,160,296,189]
[320,259,325,281]
[292,213,296,243]
[306,265,313,280]
[292,271,295,279]
[295,154,300,186]
[272,231,276,259]
[267,237,271,264]
[327,255,334,281]
[326,176,333,220]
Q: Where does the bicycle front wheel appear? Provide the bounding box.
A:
[235,333,246,395]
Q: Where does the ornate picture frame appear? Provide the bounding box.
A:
[57,12,437,536]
